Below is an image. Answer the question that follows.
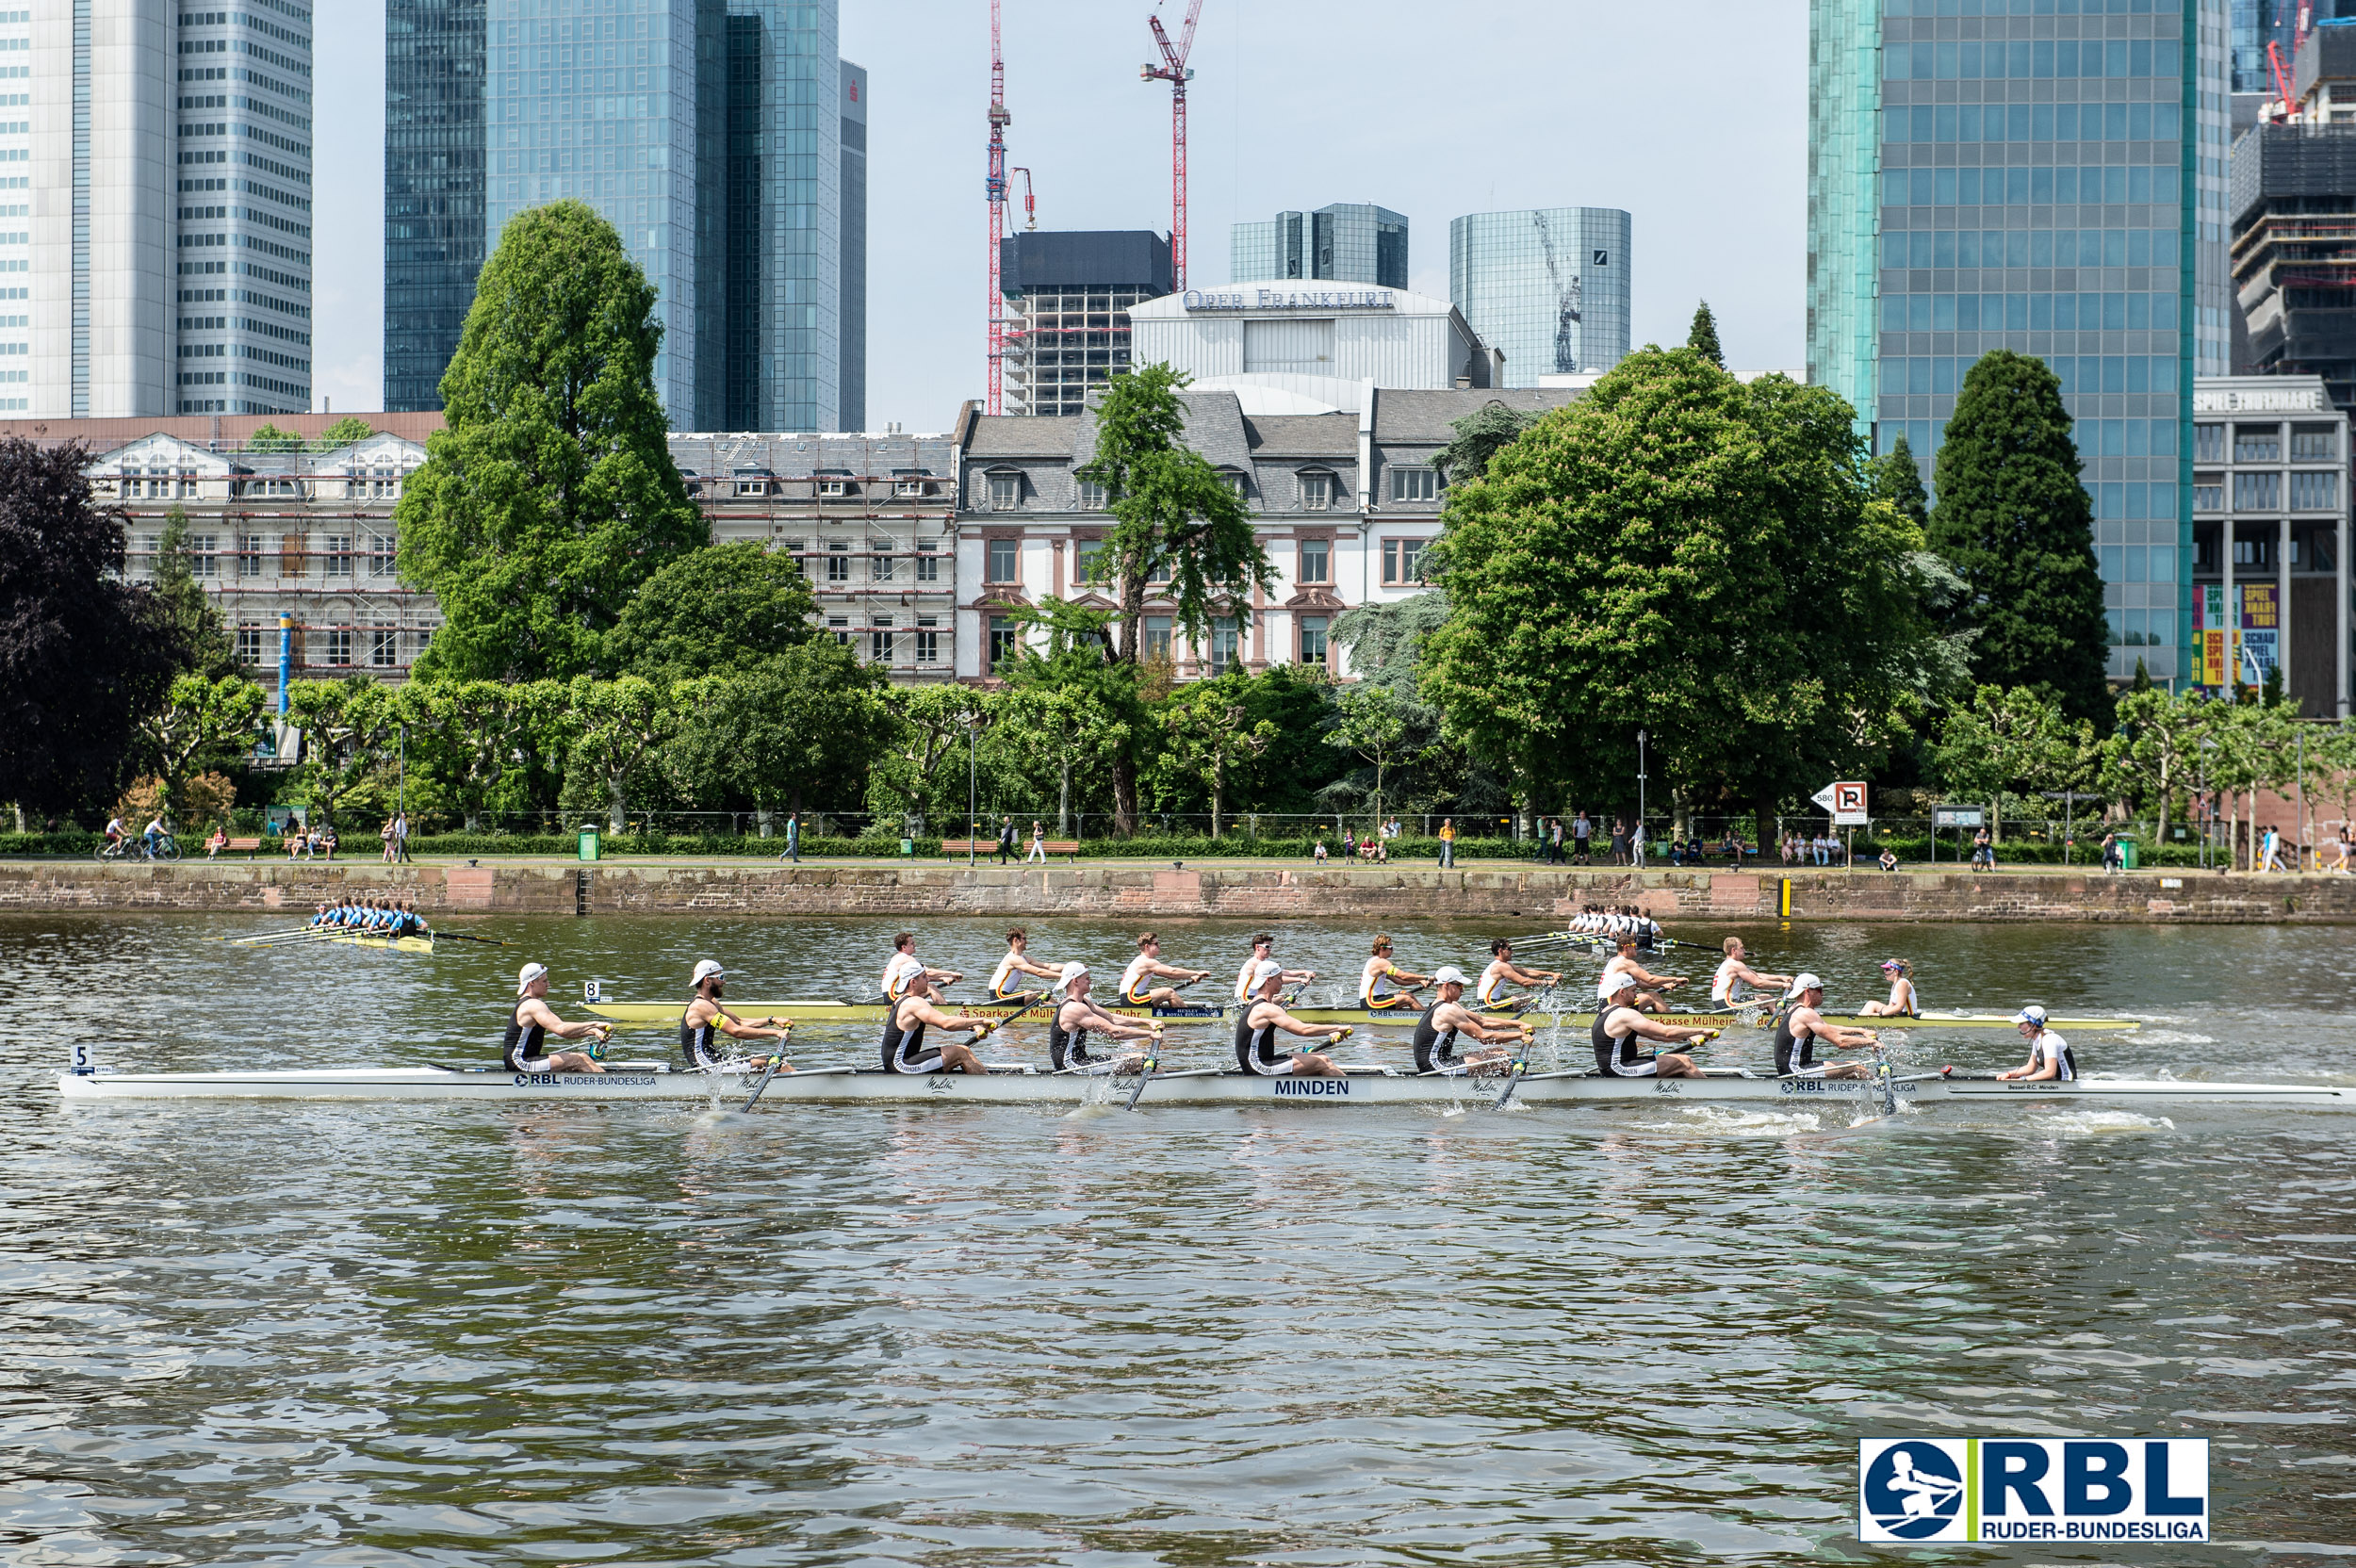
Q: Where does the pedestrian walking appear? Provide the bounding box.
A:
[785,811,800,863]
[1438,817,1456,868]
[380,815,397,863]
[394,810,412,864]
[2260,825,2288,874]
[1547,816,1564,866]
[1630,821,1646,865]
[1572,809,1592,865]
[1026,820,1048,862]
[996,815,1018,865]
[1610,817,1629,866]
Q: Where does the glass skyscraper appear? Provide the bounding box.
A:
[1805,0,2232,684]
[388,1,861,431]
[1230,204,1408,288]
[1448,208,1632,384]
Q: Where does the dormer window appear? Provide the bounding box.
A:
[1077,479,1107,510]
[987,471,1022,511]
[1300,472,1333,512]
[893,471,929,498]
[817,470,854,498]
[1224,473,1248,503]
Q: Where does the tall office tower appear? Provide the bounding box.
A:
[24,2,313,419]
[1448,208,1631,384]
[1000,230,1172,416]
[839,59,865,432]
[1229,204,1408,288]
[384,0,485,413]
[1806,0,2231,685]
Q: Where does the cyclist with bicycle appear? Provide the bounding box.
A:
[103,816,127,857]
[142,815,168,859]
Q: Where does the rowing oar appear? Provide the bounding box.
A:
[423,930,509,948]
[737,1023,796,1111]
[1121,1022,1170,1110]
[229,925,347,946]
[1491,1017,1547,1111]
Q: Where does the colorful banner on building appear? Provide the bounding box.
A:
[2193,583,2279,689]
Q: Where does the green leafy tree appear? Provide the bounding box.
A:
[1000,599,1137,833]
[870,683,997,832]
[1868,433,1930,529]
[1429,405,1539,486]
[286,676,402,828]
[153,505,237,679]
[1927,350,2111,725]
[610,541,816,679]
[1930,684,2091,841]
[396,201,705,682]
[1326,683,1421,826]
[667,642,889,815]
[2099,686,2214,845]
[1075,363,1272,831]
[1329,589,1448,695]
[313,416,376,449]
[565,675,680,831]
[1687,300,1726,368]
[1160,678,1277,837]
[1422,349,1926,836]
[138,673,267,825]
[245,422,303,453]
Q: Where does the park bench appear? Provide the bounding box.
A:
[214,837,264,859]
[941,839,1081,859]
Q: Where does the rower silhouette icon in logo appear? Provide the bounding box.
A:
[1863,1443,1964,1539]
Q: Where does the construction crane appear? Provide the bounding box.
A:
[1141,0,1203,292]
[985,0,1012,413]
[1012,166,1037,230]
[1530,211,1583,376]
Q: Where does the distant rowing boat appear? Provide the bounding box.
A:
[57,1063,2318,1105]
[307,930,435,956]
[581,998,2141,1033]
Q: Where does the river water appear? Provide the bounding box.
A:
[4,912,2354,1565]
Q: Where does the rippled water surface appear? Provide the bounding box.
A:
[5,912,2356,1565]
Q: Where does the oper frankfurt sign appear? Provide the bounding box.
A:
[1182,287,1398,312]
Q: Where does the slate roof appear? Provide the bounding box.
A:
[1241,414,1358,457]
[1369,387,1581,444]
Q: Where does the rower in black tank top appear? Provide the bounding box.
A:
[680,997,723,1069]
[1235,1009,1290,1074]
[1048,1010,1100,1073]
[1590,1006,1659,1077]
[1771,1008,1817,1076]
[1412,1000,1461,1074]
[881,997,944,1073]
[502,1004,548,1071]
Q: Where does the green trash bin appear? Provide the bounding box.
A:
[900,837,915,858]
[2119,837,2137,872]
[577,824,601,862]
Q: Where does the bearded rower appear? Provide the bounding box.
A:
[879,970,996,1075]
[1233,932,1316,1005]
[679,959,792,1072]
[1048,962,1161,1073]
[1592,971,1710,1078]
[506,961,613,1073]
[1774,973,1880,1079]
[1597,934,1685,1013]
[1477,939,1562,1011]
[1235,961,1348,1077]
[1997,1004,2076,1081]
[1414,966,1531,1075]
[880,931,962,1002]
[1710,938,1791,1008]
[1121,933,1209,1008]
[989,927,1063,1001]
[1359,934,1432,1011]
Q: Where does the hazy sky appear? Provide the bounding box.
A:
[313,1,1808,431]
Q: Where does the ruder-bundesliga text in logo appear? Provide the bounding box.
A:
[1857,1438,2208,1544]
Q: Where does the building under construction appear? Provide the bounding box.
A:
[998,230,1174,416]
[2233,27,2356,409]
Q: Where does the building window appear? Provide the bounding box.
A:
[826,541,851,582]
[1297,537,1331,584]
[2233,425,2281,463]
[871,541,896,582]
[2233,472,2279,511]
[322,628,352,666]
[818,476,850,498]
[236,533,264,578]
[236,623,264,665]
[989,615,1020,670]
[1210,620,1240,675]
[367,533,396,577]
[1300,473,1333,511]
[915,547,941,583]
[1382,537,1427,586]
[1142,615,1172,662]
[2293,424,2340,461]
[2192,476,2223,513]
[735,475,768,498]
[188,533,217,578]
[370,625,400,668]
[988,472,1021,510]
[871,618,894,663]
[1073,538,1106,583]
[1145,553,1172,585]
[1224,473,1248,503]
[895,475,928,498]
[1077,480,1106,510]
[915,617,941,664]
[987,537,1020,583]
[2292,471,2339,511]
[2193,424,2224,463]
[1390,466,1437,502]
[2233,533,2275,570]
[1299,613,1328,664]
[827,615,852,646]
[321,535,353,578]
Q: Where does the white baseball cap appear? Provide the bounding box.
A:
[1788,972,1824,996]
[1058,961,1089,988]
[693,959,724,986]
[516,961,548,995]
[1252,958,1284,988]
[1433,965,1469,987]
[1602,970,1639,994]
[2013,1004,2049,1026]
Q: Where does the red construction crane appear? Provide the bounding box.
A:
[985,0,1012,413]
[1141,0,1203,292]
[1012,165,1037,230]
[2269,38,2298,122]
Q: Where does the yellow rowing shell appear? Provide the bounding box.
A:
[312,931,435,955]
[585,999,2138,1032]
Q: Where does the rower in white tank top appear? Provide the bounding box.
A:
[1709,938,1790,1006]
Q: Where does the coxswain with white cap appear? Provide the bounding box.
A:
[679,959,793,1072]
[1997,1005,2076,1081]
[1710,937,1791,1008]
[505,962,613,1073]
[1591,971,1711,1078]
[1597,933,1686,1013]
[1477,939,1561,1012]
[988,927,1064,1001]
[1235,959,1349,1076]
[1048,962,1162,1073]
[1121,932,1210,1009]
[1413,966,1531,1075]
[1233,932,1317,1004]
[879,931,962,1003]
[879,968,997,1075]
[1772,973,1879,1079]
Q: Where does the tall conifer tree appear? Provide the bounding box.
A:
[1686,301,1726,368]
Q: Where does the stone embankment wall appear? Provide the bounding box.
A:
[0,861,2349,923]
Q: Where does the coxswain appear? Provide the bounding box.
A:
[1592,972,1710,1078]
[1359,934,1431,1011]
[1859,958,1921,1018]
[1235,960,1348,1077]
[679,959,792,1072]
[1773,973,1879,1079]
[1120,932,1209,1009]
[879,969,997,1075]
[1710,938,1791,1008]
[1414,966,1530,1075]
[879,931,961,1002]
[400,898,430,938]
[988,927,1063,1001]
[1996,1004,2076,1081]
[1048,962,1160,1073]
[506,962,612,1073]
[1597,934,1685,1013]
[1477,939,1561,1011]
[1232,932,1316,1004]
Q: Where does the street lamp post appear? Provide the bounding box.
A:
[967,719,978,867]
[1636,728,1647,865]
[2197,738,2217,872]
